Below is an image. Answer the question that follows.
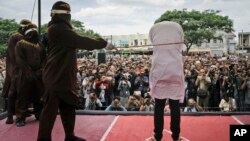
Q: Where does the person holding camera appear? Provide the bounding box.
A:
[95,75,113,107]
[184,64,198,103]
[117,75,131,106]
[241,73,250,111]
[105,96,127,111]
[208,65,221,111]
[139,96,154,112]
[125,95,140,111]
[184,98,203,112]
[195,69,211,111]
[234,68,246,111]
[134,69,149,97]
[85,93,102,110]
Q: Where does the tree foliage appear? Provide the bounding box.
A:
[41,19,101,38]
[155,9,234,53]
[0,18,101,57]
[0,18,19,56]
[71,19,101,38]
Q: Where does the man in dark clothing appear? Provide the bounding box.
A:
[37,1,113,141]
[3,19,31,124]
[15,23,45,127]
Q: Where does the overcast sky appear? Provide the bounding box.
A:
[1,0,250,36]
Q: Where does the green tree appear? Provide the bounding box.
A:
[0,18,19,56]
[40,23,48,33]
[71,19,101,38]
[155,9,234,53]
[0,18,101,57]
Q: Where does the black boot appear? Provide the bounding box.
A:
[5,115,14,124]
[35,113,40,120]
[65,136,86,141]
[16,120,25,127]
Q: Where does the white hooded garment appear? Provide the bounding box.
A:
[149,21,185,102]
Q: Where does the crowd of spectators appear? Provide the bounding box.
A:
[1,52,250,113]
[77,52,250,112]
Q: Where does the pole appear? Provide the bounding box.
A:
[241,29,243,51]
[38,0,41,35]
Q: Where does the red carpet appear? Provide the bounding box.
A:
[0,115,116,141]
[0,115,249,141]
[105,115,241,141]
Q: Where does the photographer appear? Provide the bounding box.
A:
[227,64,246,111]
[208,65,221,111]
[184,98,203,112]
[195,69,211,111]
[234,68,247,111]
[185,64,198,101]
[82,76,95,103]
[139,96,154,112]
[105,96,127,111]
[95,75,112,107]
[134,69,149,97]
[117,75,131,106]
[241,72,250,111]
[125,95,140,111]
[226,64,236,98]
[85,93,102,110]
[114,67,124,96]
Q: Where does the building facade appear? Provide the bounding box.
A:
[188,31,237,56]
[103,33,150,48]
[103,31,237,56]
[238,32,250,53]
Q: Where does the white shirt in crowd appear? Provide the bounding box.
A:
[219,98,236,112]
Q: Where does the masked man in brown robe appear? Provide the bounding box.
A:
[3,19,32,124]
[37,1,114,141]
[15,23,45,127]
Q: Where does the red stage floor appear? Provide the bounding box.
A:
[0,115,249,141]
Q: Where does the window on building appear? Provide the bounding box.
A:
[134,39,138,46]
[243,39,247,46]
[144,39,147,45]
[213,39,217,43]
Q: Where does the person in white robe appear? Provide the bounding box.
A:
[148,21,185,141]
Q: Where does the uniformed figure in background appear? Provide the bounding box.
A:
[37,1,114,141]
[3,19,32,124]
[14,23,45,127]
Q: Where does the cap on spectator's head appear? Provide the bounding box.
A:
[51,1,71,15]
[20,19,31,27]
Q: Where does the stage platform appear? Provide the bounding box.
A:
[0,111,250,141]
